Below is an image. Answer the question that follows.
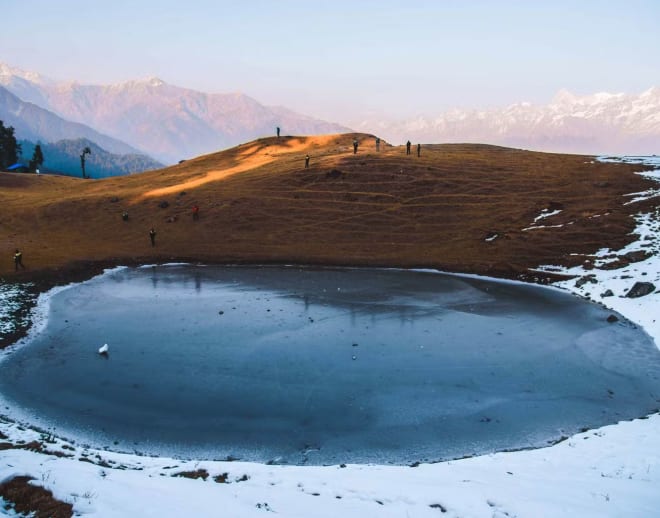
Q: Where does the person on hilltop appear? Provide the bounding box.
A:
[14,249,25,270]
[192,204,200,220]
[376,137,380,151]
[305,154,310,168]
[276,126,281,138]
[149,228,157,247]
[406,140,411,155]
[353,138,359,154]
[417,143,421,157]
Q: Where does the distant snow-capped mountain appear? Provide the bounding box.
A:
[356,88,660,155]
[5,62,656,158]
[0,63,351,163]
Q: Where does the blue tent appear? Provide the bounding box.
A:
[7,163,29,172]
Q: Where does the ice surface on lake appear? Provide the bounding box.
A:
[1,266,659,465]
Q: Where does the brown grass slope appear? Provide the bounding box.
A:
[0,476,73,518]
[1,133,657,282]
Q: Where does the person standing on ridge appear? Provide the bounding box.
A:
[276,127,281,138]
[149,228,156,247]
[376,137,380,151]
[305,154,310,168]
[14,249,24,270]
[353,138,358,154]
[417,143,421,157]
[406,140,411,155]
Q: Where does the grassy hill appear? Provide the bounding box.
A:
[1,133,656,283]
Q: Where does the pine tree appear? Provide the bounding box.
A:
[29,143,45,173]
[0,120,21,170]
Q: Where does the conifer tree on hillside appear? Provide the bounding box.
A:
[0,120,21,170]
[29,143,44,173]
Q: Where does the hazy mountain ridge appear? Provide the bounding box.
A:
[0,64,351,163]
[0,85,143,155]
[0,62,55,108]
[4,62,658,157]
[357,87,660,155]
[0,81,164,177]
[19,138,163,178]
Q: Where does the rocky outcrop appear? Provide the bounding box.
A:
[575,274,598,288]
[625,282,656,298]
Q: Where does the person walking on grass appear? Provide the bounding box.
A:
[417,143,421,157]
[149,228,156,247]
[406,140,411,155]
[376,137,380,151]
[353,139,358,154]
[305,154,310,168]
[192,204,200,220]
[14,249,24,270]
[277,126,281,138]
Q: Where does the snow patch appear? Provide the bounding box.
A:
[533,208,562,223]
[523,207,564,231]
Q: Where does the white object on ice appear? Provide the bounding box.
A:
[98,343,109,355]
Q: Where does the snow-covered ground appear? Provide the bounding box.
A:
[1,157,660,517]
[0,283,34,336]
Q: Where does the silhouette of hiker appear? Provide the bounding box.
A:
[122,211,129,221]
[417,143,421,157]
[353,139,358,154]
[305,154,310,168]
[406,141,411,155]
[376,137,380,151]
[149,228,156,247]
[14,249,24,270]
[192,204,200,220]
[276,127,281,138]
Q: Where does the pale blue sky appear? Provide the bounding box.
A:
[2,0,659,123]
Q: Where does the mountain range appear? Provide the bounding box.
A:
[0,84,142,156]
[0,84,163,176]
[0,63,350,164]
[2,61,658,166]
[356,88,660,155]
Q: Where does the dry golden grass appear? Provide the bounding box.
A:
[1,132,656,283]
[0,476,73,518]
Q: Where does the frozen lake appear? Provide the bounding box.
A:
[1,265,660,465]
